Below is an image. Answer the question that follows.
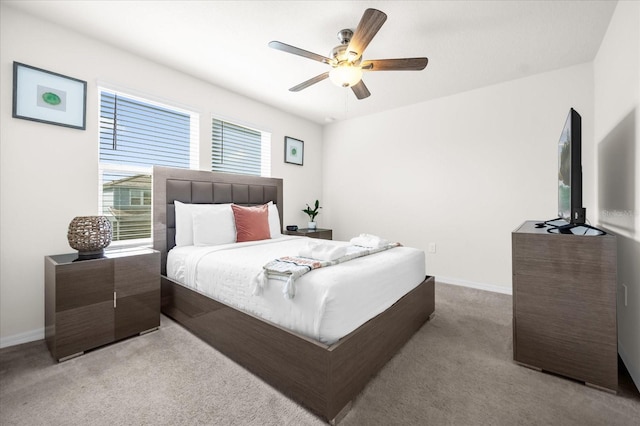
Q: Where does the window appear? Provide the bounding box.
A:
[211,118,271,177]
[129,189,151,206]
[99,89,198,242]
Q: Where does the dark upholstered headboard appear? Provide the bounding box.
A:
[153,166,284,275]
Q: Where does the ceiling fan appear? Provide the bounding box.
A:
[269,8,428,100]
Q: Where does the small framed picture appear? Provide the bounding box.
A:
[285,136,304,166]
[12,62,87,130]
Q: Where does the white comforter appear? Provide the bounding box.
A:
[167,236,425,344]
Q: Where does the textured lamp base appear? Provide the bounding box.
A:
[67,216,112,257]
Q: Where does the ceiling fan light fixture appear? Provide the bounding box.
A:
[329,64,363,88]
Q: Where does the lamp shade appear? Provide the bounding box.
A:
[329,65,363,88]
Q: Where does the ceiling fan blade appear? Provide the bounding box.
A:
[347,8,387,59]
[269,41,333,65]
[351,80,371,100]
[289,72,330,92]
[361,58,428,71]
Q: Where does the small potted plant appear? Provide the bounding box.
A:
[302,200,322,230]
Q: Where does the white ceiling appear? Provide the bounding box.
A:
[6,0,616,124]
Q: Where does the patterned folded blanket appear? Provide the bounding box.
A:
[252,242,401,299]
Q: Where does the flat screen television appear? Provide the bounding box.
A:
[557,108,586,225]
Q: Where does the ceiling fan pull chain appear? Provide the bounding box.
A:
[344,90,349,120]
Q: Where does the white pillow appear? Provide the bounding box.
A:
[174,201,234,246]
[268,202,282,238]
[174,200,195,246]
[192,205,236,246]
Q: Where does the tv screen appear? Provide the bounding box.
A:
[557,108,585,224]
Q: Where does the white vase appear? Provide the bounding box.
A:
[308,221,317,230]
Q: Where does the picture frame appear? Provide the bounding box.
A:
[284,136,304,166]
[12,62,87,130]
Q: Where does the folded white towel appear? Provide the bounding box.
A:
[349,233,389,249]
[299,242,348,261]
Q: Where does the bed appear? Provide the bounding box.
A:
[152,166,435,424]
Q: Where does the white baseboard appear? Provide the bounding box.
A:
[619,342,640,392]
[436,276,512,295]
[0,327,44,349]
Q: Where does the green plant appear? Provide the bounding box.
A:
[302,199,322,222]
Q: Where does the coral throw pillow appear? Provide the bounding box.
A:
[231,204,270,242]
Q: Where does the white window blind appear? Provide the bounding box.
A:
[99,89,199,242]
[211,118,271,177]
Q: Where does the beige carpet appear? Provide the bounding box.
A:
[1,283,638,425]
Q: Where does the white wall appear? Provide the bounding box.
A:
[323,64,594,292]
[594,0,640,391]
[0,5,323,347]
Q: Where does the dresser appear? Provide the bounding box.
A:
[45,247,160,361]
[512,221,617,392]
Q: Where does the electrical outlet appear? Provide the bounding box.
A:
[428,243,436,254]
[622,283,628,307]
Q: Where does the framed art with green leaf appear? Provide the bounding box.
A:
[284,136,304,166]
[12,62,87,130]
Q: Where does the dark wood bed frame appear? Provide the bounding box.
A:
[152,166,435,424]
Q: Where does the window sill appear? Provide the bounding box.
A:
[108,238,153,250]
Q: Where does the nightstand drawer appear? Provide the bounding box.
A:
[284,228,332,240]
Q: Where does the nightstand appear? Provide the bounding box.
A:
[285,228,333,240]
[44,247,160,361]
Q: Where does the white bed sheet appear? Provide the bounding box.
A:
[167,236,425,344]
